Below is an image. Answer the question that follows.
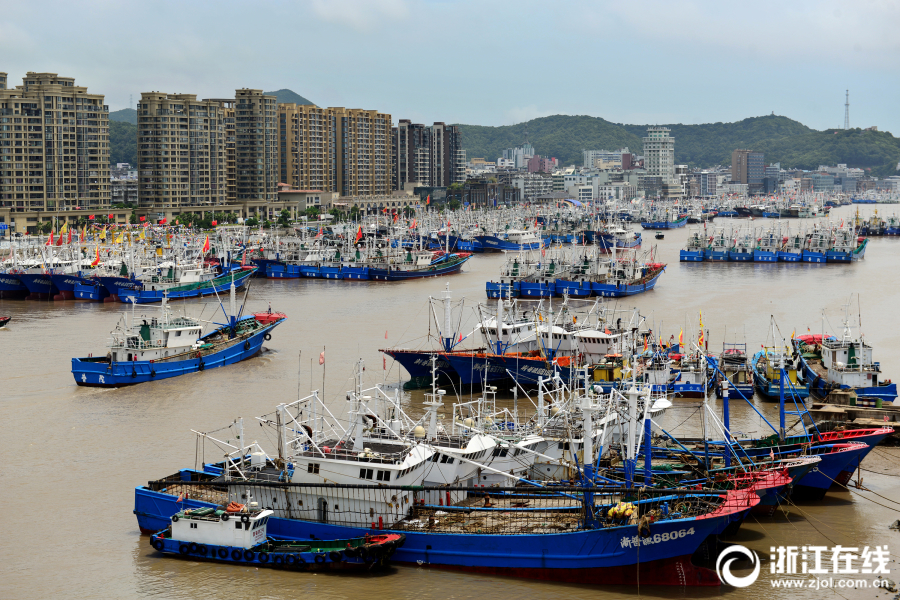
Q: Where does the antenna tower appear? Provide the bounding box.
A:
[844,90,849,130]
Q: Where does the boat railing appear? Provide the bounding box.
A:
[145,478,733,534]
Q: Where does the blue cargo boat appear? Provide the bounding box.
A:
[0,271,28,298]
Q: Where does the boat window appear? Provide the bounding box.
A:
[234,522,242,529]
[376,470,390,481]
[359,468,373,480]
[307,463,320,474]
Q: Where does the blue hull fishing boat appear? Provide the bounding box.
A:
[71,289,285,387]
[74,279,110,301]
[553,279,593,297]
[118,268,256,304]
[134,482,754,587]
[368,255,469,281]
[640,216,688,230]
[752,249,778,262]
[49,272,91,300]
[591,266,664,298]
[0,272,28,298]
[16,272,57,299]
[475,230,542,252]
[485,281,520,299]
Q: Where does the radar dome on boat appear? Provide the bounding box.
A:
[413,425,426,439]
[463,418,475,428]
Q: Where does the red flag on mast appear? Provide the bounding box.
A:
[201,235,210,253]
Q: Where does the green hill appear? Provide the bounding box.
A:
[109,108,137,124]
[265,89,315,106]
[457,114,900,174]
[459,115,642,165]
[109,121,137,166]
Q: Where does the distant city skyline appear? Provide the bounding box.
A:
[3,0,898,132]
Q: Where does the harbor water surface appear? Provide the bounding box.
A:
[2,205,899,599]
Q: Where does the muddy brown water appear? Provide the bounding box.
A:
[2,205,898,599]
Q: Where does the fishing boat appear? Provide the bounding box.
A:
[150,504,404,571]
[0,271,27,298]
[368,252,470,281]
[679,231,706,262]
[752,347,808,401]
[71,285,285,387]
[792,304,897,406]
[714,343,754,399]
[133,371,757,587]
[476,229,542,252]
[117,267,255,304]
[0,316,9,328]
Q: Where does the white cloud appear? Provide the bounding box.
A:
[309,0,410,32]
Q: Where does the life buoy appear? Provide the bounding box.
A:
[179,544,189,555]
[258,552,269,563]
[189,543,199,554]
[243,340,250,351]
[243,550,255,562]
[197,545,208,556]
[328,551,343,563]
[150,369,156,378]
[240,514,250,523]
[221,513,230,522]
[272,554,284,565]
[314,553,327,564]
[231,549,242,561]
[264,333,272,341]
[171,515,179,522]
[217,547,228,559]
[285,554,298,566]
[198,360,205,372]
[153,540,165,552]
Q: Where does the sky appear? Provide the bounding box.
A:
[2,0,899,133]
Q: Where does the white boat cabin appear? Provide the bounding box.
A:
[110,302,203,362]
[171,508,272,549]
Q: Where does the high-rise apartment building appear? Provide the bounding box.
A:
[333,107,391,197]
[731,149,764,193]
[234,89,277,202]
[0,73,6,89]
[0,72,109,213]
[642,127,675,184]
[277,103,335,192]
[136,92,226,208]
[392,120,465,190]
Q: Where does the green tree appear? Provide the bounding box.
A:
[303,206,320,221]
[129,210,138,225]
[402,205,415,218]
[448,199,461,211]
[40,221,52,234]
[328,208,345,222]
[245,217,259,227]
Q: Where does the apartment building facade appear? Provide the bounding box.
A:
[392,120,465,190]
[136,92,226,209]
[0,72,110,220]
[642,127,675,184]
[333,107,392,197]
[277,103,335,192]
[234,89,277,202]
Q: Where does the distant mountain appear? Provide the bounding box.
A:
[109,108,137,124]
[457,114,900,175]
[265,89,315,106]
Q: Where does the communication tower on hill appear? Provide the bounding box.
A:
[844,90,850,130]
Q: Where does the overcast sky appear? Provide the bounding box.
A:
[3,0,899,132]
